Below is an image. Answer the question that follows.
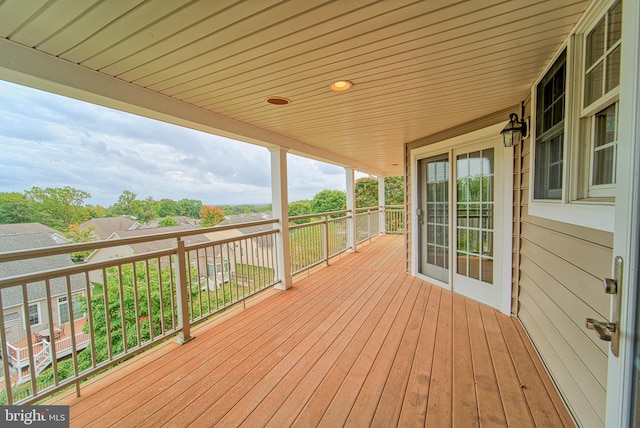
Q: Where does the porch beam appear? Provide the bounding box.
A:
[271,148,292,290]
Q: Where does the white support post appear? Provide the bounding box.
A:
[378,176,386,234]
[345,167,357,253]
[271,147,293,290]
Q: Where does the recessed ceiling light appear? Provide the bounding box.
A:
[330,80,353,92]
[265,96,291,105]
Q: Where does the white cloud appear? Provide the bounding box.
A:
[0,80,351,207]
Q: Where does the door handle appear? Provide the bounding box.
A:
[585,256,622,357]
[585,318,615,341]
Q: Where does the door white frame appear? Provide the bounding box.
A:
[605,0,640,425]
[410,123,513,315]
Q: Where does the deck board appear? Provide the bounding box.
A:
[52,235,575,427]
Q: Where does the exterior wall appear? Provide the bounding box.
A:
[514,125,612,427]
[3,299,52,343]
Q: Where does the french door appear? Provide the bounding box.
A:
[416,136,510,312]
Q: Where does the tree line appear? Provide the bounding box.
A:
[0,176,403,231]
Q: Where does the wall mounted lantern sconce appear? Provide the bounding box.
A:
[501,102,528,147]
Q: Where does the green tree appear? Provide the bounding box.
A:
[0,192,36,224]
[355,177,378,208]
[25,186,91,230]
[310,190,346,215]
[65,224,97,262]
[86,204,108,218]
[177,199,203,218]
[158,216,178,227]
[218,204,271,215]
[288,200,311,224]
[200,205,226,227]
[156,199,180,218]
[384,176,404,205]
[112,190,139,218]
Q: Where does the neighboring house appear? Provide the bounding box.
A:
[207,213,277,274]
[85,225,233,290]
[0,232,86,344]
[0,223,68,245]
[79,216,142,240]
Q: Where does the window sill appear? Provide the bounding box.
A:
[528,199,614,232]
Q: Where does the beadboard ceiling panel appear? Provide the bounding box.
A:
[0,0,590,176]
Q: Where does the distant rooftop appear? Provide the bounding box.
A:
[0,232,84,309]
[0,223,59,236]
[80,216,142,240]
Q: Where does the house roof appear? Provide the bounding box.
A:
[0,1,590,176]
[218,213,274,235]
[145,216,199,228]
[109,225,211,254]
[80,217,142,240]
[0,223,59,236]
[0,232,85,309]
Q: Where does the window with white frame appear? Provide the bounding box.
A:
[58,295,84,325]
[534,50,566,200]
[530,0,621,231]
[580,0,622,198]
[28,303,40,326]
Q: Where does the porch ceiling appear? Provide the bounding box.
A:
[0,0,589,176]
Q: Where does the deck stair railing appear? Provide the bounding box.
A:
[33,340,51,378]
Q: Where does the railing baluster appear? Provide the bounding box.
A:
[65,275,80,397]
[102,267,113,362]
[144,261,154,341]
[0,292,14,405]
[20,283,37,400]
[131,262,142,347]
[117,264,127,354]
[84,270,97,370]
[174,238,192,344]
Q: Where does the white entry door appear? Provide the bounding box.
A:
[415,131,511,313]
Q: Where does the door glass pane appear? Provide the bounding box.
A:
[419,154,449,283]
[457,149,494,284]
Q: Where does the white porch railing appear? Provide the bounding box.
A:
[0,207,404,405]
[288,210,350,275]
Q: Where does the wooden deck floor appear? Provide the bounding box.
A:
[50,235,575,427]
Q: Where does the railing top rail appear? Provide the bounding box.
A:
[354,206,382,212]
[0,225,280,289]
[0,218,279,263]
[289,209,351,222]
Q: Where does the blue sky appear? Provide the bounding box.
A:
[0,80,350,207]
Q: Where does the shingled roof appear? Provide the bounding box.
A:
[0,232,85,309]
[80,216,142,240]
